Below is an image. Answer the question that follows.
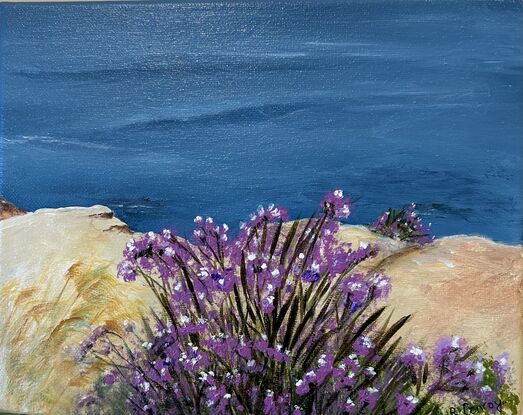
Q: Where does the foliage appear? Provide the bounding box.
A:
[77,191,517,415]
[370,204,433,244]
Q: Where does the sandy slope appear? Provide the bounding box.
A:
[0,206,521,413]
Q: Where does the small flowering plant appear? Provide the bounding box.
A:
[370,203,433,245]
[77,191,517,415]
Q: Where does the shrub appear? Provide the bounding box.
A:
[77,191,516,415]
[370,204,433,244]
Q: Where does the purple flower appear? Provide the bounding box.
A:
[103,371,117,386]
[396,394,419,415]
[358,386,379,410]
[321,189,352,219]
[368,273,391,299]
[78,394,96,408]
[342,273,369,304]
[344,397,358,413]
[353,336,374,357]
[301,269,320,283]
[400,344,427,366]
[295,379,310,395]
[210,273,222,281]
[493,352,510,386]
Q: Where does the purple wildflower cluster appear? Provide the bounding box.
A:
[395,337,514,415]
[78,191,516,415]
[370,203,434,244]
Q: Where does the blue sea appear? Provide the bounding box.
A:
[0,1,522,243]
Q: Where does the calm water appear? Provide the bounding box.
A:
[0,1,522,243]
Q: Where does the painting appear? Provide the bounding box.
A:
[0,1,521,414]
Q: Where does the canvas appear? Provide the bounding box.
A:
[0,1,521,414]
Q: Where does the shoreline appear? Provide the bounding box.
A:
[2,201,522,248]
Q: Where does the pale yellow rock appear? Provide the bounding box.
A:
[0,206,153,414]
[0,206,521,413]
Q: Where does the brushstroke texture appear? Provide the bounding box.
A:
[0,207,521,413]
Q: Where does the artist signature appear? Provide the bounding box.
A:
[448,399,504,414]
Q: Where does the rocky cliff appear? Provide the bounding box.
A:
[0,199,26,221]
[0,206,521,414]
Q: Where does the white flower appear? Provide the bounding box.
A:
[295,379,304,387]
[365,367,376,376]
[140,381,150,392]
[372,275,389,288]
[409,345,424,356]
[174,282,182,292]
[318,354,327,366]
[298,253,305,260]
[206,217,213,223]
[474,361,486,374]
[247,253,256,261]
[406,395,419,404]
[346,397,355,406]
[359,242,369,249]
[147,231,155,238]
[141,342,153,350]
[451,336,461,348]
[180,315,190,324]
[224,393,232,399]
[194,229,203,237]
[305,370,316,378]
[194,216,203,223]
[334,189,344,198]
[265,295,275,304]
[361,336,373,348]
[367,387,378,394]
[247,359,256,368]
[271,269,280,277]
